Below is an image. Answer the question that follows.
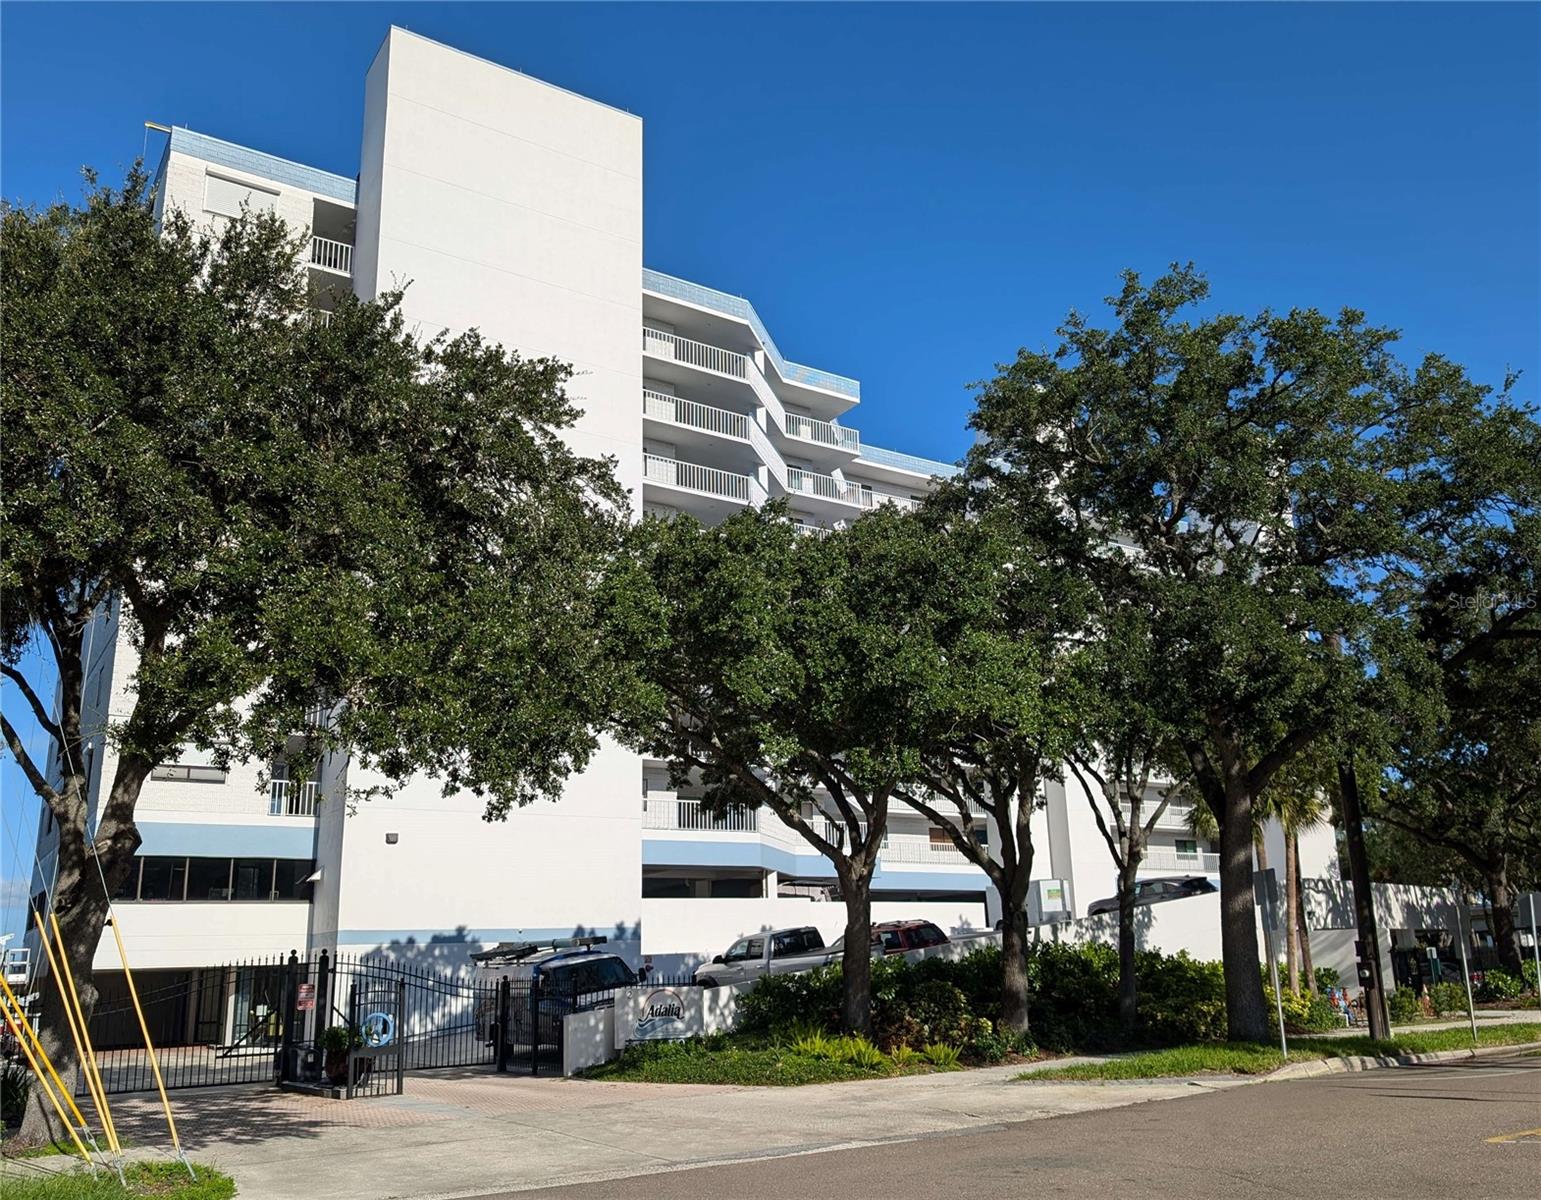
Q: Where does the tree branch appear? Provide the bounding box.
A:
[0,663,63,742]
[1,711,64,812]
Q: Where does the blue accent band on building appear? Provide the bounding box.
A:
[642,839,987,893]
[643,269,861,400]
[136,821,317,859]
[168,127,358,204]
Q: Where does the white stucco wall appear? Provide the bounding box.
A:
[92,901,310,971]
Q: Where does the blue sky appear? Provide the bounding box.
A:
[2,3,1538,936]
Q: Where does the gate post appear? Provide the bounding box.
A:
[278,949,300,1084]
[495,976,510,1073]
[395,978,407,1096]
[344,981,359,1101]
[529,978,541,1077]
[313,949,331,1049]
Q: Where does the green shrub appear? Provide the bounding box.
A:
[1137,951,1227,1044]
[1429,981,1468,1016]
[963,1019,1010,1064]
[1264,985,1339,1033]
[2,1060,30,1127]
[889,1044,921,1069]
[1313,966,1342,991]
[1388,986,1425,1023]
[1476,969,1523,1002]
[844,1036,889,1070]
[922,1042,961,1069]
[1524,960,1538,995]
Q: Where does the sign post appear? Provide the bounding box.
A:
[1455,909,1479,1046]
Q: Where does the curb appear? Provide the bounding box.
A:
[1268,1039,1541,1081]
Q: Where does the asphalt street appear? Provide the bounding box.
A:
[503,1053,1541,1200]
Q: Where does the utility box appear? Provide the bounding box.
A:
[1027,878,1071,926]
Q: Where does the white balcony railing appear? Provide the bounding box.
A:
[643,328,747,379]
[784,413,859,453]
[1139,849,1220,873]
[858,491,921,512]
[879,835,973,865]
[309,236,353,276]
[644,454,754,503]
[642,390,751,440]
[1118,802,1196,831]
[269,779,320,817]
[786,467,864,506]
[642,796,758,833]
[792,521,830,537]
[307,309,333,328]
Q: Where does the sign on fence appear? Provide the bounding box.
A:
[296,983,316,1012]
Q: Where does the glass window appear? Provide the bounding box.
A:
[186,858,232,901]
[724,938,750,962]
[1175,839,1198,857]
[879,929,904,952]
[271,860,314,900]
[138,857,186,901]
[233,859,274,901]
[151,764,228,784]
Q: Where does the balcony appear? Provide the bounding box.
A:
[309,236,353,277]
[784,412,859,454]
[268,779,320,817]
[878,834,973,866]
[1117,801,1197,832]
[1139,849,1220,874]
[858,491,921,513]
[644,796,758,834]
[786,467,864,506]
[644,454,756,504]
[643,328,747,380]
[643,390,751,441]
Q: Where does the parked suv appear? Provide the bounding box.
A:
[472,938,638,1047]
[1086,875,1217,916]
[834,919,951,956]
[694,926,832,988]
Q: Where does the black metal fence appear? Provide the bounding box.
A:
[75,951,677,1097]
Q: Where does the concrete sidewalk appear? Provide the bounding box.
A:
[98,1063,1247,1200]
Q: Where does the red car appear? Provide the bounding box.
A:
[871,920,950,954]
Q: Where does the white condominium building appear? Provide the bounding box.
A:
[29,30,1311,994]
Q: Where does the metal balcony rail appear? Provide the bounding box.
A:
[309,236,354,276]
[784,412,860,453]
[787,467,864,506]
[1117,801,1196,828]
[1140,849,1220,873]
[269,779,320,817]
[858,490,920,512]
[879,835,972,865]
[644,454,752,502]
[642,796,758,833]
[792,521,830,537]
[643,328,747,379]
[307,309,333,327]
[642,390,751,440]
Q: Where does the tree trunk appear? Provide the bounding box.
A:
[1486,865,1524,975]
[997,906,1030,1036]
[1294,840,1317,994]
[18,768,145,1146]
[838,870,874,1037]
[1284,829,1299,993]
[1218,779,1270,1042]
[1117,858,1140,1037]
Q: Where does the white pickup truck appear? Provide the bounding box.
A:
[692,925,840,988]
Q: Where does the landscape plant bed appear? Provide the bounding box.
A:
[584,1031,996,1086]
[0,1161,236,1200]
[1016,1022,1541,1082]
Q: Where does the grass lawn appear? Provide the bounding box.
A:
[1017,1022,1541,1082]
[0,1162,235,1200]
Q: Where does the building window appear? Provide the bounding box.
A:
[204,172,278,218]
[152,764,228,784]
[186,857,233,901]
[138,857,188,902]
[1175,839,1198,858]
[115,856,313,902]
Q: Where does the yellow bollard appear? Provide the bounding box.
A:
[1,1001,94,1167]
[48,911,122,1156]
[0,973,91,1136]
[107,913,193,1177]
[32,909,118,1156]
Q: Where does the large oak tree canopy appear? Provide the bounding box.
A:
[1,168,627,1141]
